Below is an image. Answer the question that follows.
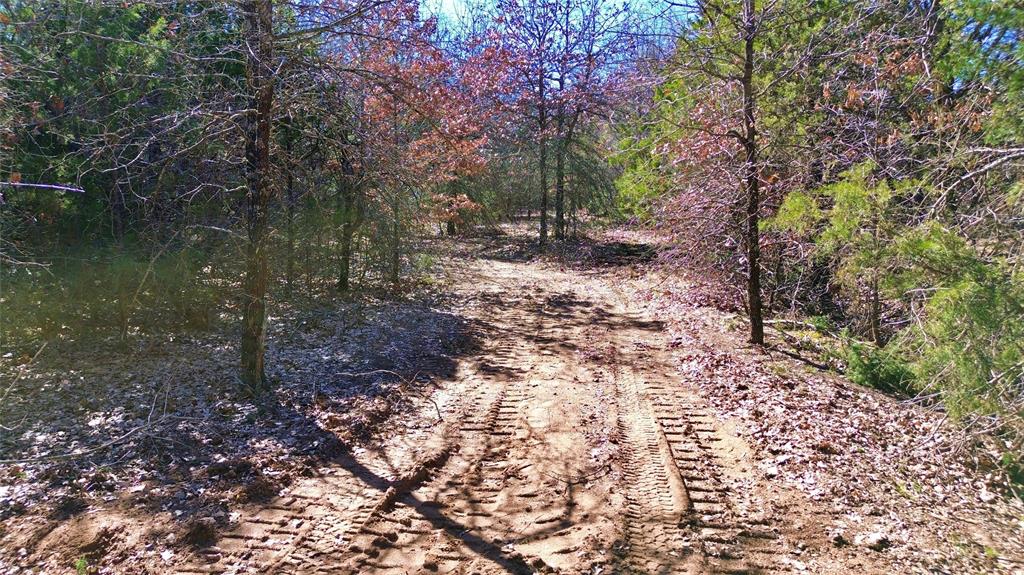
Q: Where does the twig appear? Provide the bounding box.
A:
[332,369,443,421]
[539,463,611,486]
[766,344,832,372]
[0,419,161,465]
[764,318,838,338]
[395,371,444,423]
[918,413,949,449]
[186,224,244,239]
[130,230,182,310]
[0,342,49,431]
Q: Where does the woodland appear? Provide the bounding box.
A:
[1,0,1023,574]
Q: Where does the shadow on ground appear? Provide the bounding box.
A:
[0,294,484,571]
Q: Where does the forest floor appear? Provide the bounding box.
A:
[2,225,1023,575]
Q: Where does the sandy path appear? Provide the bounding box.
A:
[177,249,838,575]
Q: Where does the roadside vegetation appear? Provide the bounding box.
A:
[612,0,1024,490]
[0,0,1022,572]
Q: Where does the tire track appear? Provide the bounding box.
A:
[603,298,789,575]
[338,291,544,574]
[177,466,389,574]
[182,245,794,575]
[607,342,699,575]
[646,382,788,575]
[179,287,539,575]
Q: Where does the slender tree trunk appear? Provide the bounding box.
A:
[112,179,129,345]
[304,239,312,295]
[111,182,127,243]
[284,129,296,297]
[337,185,349,292]
[555,116,565,241]
[538,79,548,247]
[741,0,764,345]
[389,193,400,286]
[339,225,354,292]
[570,170,578,238]
[389,100,401,285]
[316,226,324,288]
[556,105,580,242]
[240,0,274,392]
[337,179,362,293]
[554,0,570,242]
[869,219,884,347]
[869,275,883,347]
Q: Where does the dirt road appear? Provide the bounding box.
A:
[3,233,1018,574]
[175,244,861,575]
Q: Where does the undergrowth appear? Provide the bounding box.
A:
[0,245,223,350]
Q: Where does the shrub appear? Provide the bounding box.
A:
[845,340,917,396]
[896,224,1024,423]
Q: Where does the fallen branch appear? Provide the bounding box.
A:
[0,181,85,193]
[764,318,838,338]
[331,369,443,422]
[767,344,833,372]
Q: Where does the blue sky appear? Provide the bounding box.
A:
[423,0,470,23]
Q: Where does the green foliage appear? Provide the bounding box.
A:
[896,224,1024,421]
[74,556,89,575]
[765,191,820,236]
[775,171,1023,484]
[844,340,916,396]
[904,236,1024,490]
[939,1,1024,143]
[770,163,906,270]
[816,163,898,251]
[807,315,834,333]
[569,141,620,217]
[1008,180,1024,209]
[614,159,665,221]
[608,115,682,221]
[614,0,1024,489]
[769,163,911,344]
[1001,452,1024,489]
[412,252,437,274]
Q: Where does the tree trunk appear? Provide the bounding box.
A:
[555,116,565,241]
[304,239,312,295]
[389,193,400,286]
[570,170,578,238]
[111,181,127,243]
[240,0,274,393]
[869,275,883,347]
[284,128,296,297]
[538,79,548,248]
[339,225,354,292]
[741,0,764,346]
[337,178,363,293]
[316,226,324,289]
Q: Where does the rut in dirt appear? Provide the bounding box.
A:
[180,251,791,575]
